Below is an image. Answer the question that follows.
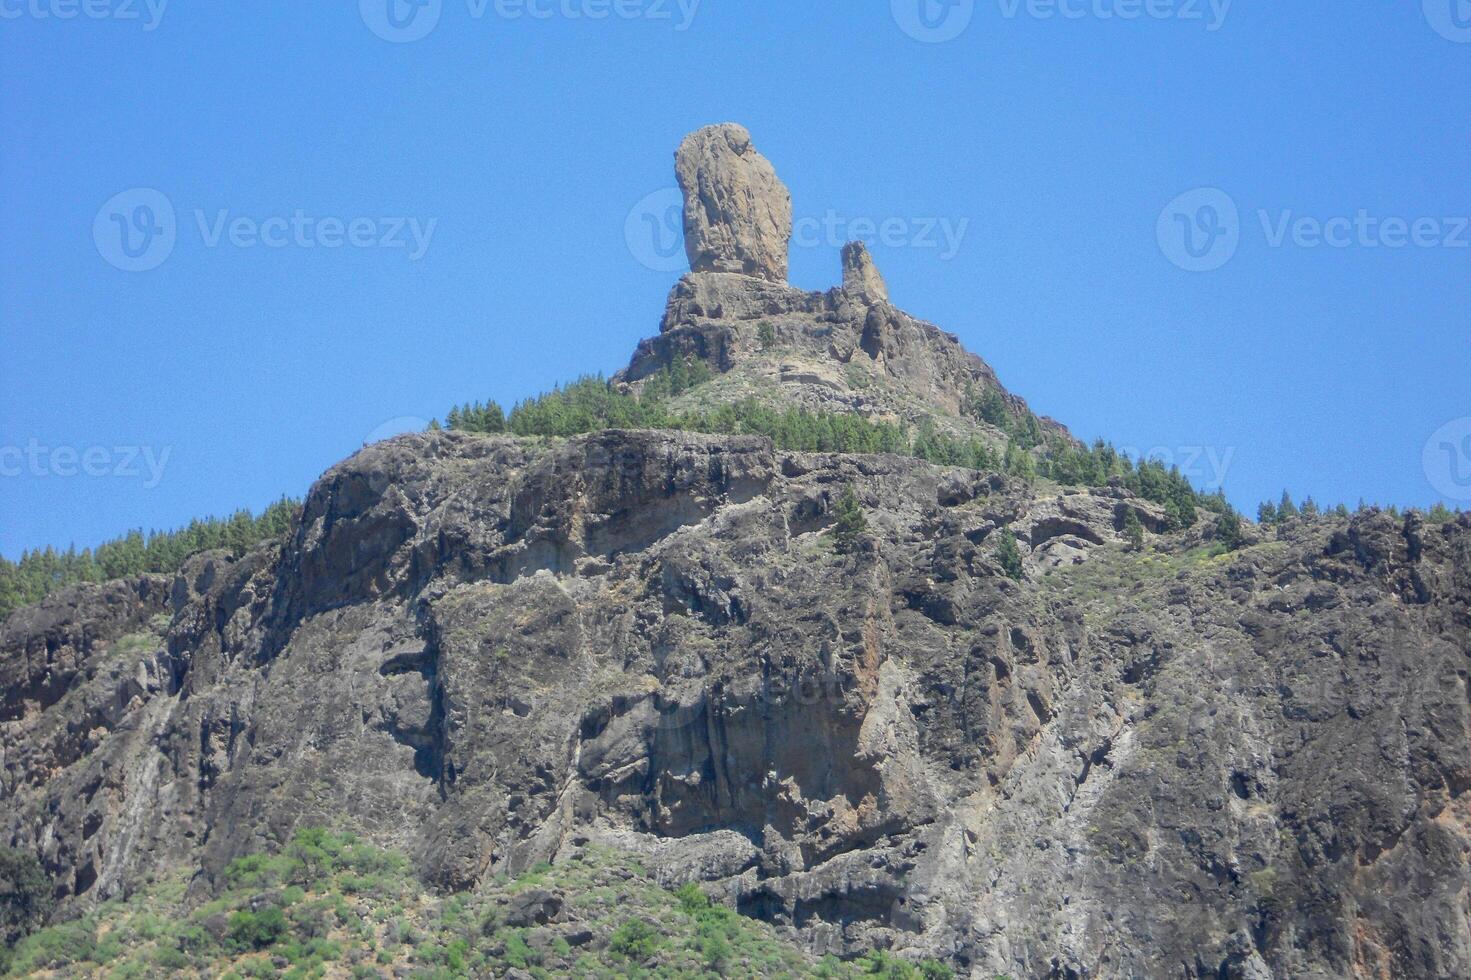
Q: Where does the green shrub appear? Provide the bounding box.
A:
[1214,510,1244,551]
[153,944,191,970]
[502,929,535,969]
[833,484,869,553]
[0,848,55,949]
[1122,508,1145,551]
[674,881,710,913]
[6,919,98,973]
[228,905,289,950]
[609,917,660,960]
[995,529,1024,580]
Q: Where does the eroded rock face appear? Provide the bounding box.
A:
[625,126,1061,450]
[842,241,889,304]
[4,123,1470,978]
[675,123,793,282]
[621,269,1054,434]
[4,425,1470,979]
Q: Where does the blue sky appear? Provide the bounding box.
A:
[2,1,1469,558]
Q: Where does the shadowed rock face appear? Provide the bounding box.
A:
[675,123,793,282]
[842,241,889,304]
[3,427,1469,979]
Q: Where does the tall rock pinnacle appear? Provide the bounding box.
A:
[675,123,792,282]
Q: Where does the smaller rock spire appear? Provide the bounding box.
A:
[841,241,889,304]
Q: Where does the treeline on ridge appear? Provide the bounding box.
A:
[441,360,1229,530]
[0,498,301,623]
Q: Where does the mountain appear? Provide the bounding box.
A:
[2,125,1469,979]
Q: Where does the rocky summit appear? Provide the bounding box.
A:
[3,126,1470,979]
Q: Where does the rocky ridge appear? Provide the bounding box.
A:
[2,126,1469,979]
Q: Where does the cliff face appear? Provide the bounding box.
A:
[4,427,1469,977]
[4,127,1470,978]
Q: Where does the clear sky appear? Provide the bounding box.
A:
[3,1,1469,558]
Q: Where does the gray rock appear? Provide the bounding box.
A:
[4,123,1470,980]
[7,428,1467,978]
[504,888,562,927]
[675,123,792,282]
[842,241,889,304]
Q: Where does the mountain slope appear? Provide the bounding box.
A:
[2,126,1469,979]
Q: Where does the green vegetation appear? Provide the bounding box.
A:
[832,484,869,553]
[1428,502,1458,524]
[0,849,54,972]
[4,359,1268,626]
[445,400,505,433]
[994,528,1024,581]
[0,498,300,623]
[1215,510,1244,551]
[1258,491,1454,526]
[962,383,1008,427]
[1,829,959,979]
[442,365,1235,532]
[1122,508,1145,551]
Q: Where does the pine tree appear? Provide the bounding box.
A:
[1300,496,1320,518]
[1215,510,1244,551]
[1278,491,1299,521]
[1163,498,1185,532]
[832,485,868,553]
[975,387,1008,426]
[482,401,506,433]
[994,528,1024,581]
[1122,508,1145,551]
[1257,500,1278,524]
[756,321,776,350]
